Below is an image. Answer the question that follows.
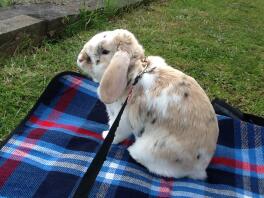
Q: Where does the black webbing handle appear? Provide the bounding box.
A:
[73,97,128,198]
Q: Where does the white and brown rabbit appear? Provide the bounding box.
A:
[77,29,219,180]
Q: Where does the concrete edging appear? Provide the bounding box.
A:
[0,0,142,58]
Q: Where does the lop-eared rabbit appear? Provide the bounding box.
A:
[77,29,219,179]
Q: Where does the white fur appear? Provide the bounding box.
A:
[106,99,133,144]
[127,128,207,179]
[149,85,181,117]
[92,63,107,82]
[148,56,167,68]
[140,73,156,90]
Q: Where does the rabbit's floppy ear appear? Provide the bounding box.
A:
[99,51,130,104]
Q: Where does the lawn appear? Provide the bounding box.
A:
[0,0,263,141]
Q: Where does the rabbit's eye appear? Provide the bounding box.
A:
[102,49,110,55]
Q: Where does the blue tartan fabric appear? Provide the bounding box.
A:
[0,72,264,198]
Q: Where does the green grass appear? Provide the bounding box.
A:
[0,0,264,141]
[0,0,12,7]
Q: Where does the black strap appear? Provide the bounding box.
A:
[212,98,245,121]
[73,97,129,197]
[212,98,264,127]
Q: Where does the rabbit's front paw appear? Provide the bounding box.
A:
[102,130,122,144]
[102,130,109,139]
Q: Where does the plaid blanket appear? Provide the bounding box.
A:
[0,72,263,198]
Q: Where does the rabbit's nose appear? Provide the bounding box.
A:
[77,53,84,63]
[78,52,91,64]
[78,58,84,63]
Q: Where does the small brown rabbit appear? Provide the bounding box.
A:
[77,29,219,179]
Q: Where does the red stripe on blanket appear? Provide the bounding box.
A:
[121,139,133,147]
[0,159,21,187]
[29,116,103,140]
[28,116,136,147]
[158,179,174,198]
[0,128,46,187]
[211,157,264,173]
[48,78,81,120]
